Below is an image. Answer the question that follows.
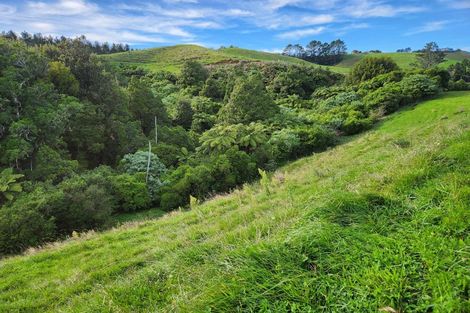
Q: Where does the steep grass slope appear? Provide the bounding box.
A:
[1,92,469,312]
[100,44,345,73]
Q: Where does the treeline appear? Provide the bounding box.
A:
[282,39,347,65]
[0,30,131,54]
[1,36,469,255]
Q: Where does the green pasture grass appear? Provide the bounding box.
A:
[1,92,469,312]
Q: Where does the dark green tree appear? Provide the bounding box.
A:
[349,56,399,84]
[218,73,278,124]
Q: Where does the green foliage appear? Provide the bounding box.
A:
[363,82,403,113]
[0,192,56,255]
[127,76,169,134]
[111,174,151,212]
[292,125,336,155]
[198,123,268,154]
[449,79,470,91]
[47,61,79,96]
[448,59,470,82]
[349,56,399,84]
[30,145,79,183]
[173,99,194,130]
[178,61,208,89]
[400,74,439,102]
[120,150,166,201]
[268,128,301,161]
[218,73,278,124]
[357,70,404,96]
[0,168,24,204]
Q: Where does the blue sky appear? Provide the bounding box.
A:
[0,0,469,52]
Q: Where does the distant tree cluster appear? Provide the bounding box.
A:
[0,30,130,54]
[282,39,347,65]
[396,47,412,53]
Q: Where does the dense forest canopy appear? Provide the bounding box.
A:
[0,35,469,255]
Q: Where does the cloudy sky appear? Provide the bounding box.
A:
[0,0,469,52]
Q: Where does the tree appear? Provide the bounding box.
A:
[47,61,79,96]
[127,76,169,135]
[173,99,194,130]
[218,73,278,124]
[415,42,445,69]
[349,56,399,84]
[178,61,208,88]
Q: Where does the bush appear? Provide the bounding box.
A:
[340,111,372,135]
[268,128,301,161]
[111,174,151,212]
[449,79,470,91]
[0,190,56,255]
[400,74,439,102]
[293,125,335,155]
[363,82,403,113]
[349,56,399,84]
[55,173,115,233]
[357,70,404,96]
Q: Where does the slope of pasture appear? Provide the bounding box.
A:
[101,44,348,73]
[0,92,469,312]
[334,51,470,71]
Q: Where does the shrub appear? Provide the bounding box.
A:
[268,128,301,161]
[349,56,399,84]
[0,189,56,255]
[340,111,373,135]
[55,173,115,233]
[293,125,336,155]
[111,174,151,212]
[357,70,404,96]
[449,79,470,91]
[363,82,403,113]
[400,74,439,102]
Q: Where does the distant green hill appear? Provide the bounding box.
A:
[1,91,468,312]
[334,51,470,72]
[100,44,347,73]
[101,44,470,75]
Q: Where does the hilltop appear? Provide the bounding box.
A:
[100,44,470,74]
[1,91,468,312]
[100,44,319,72]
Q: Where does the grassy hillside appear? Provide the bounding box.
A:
[101,45,469,75]
[334,51,470,72]
[1,92,469,312]
[100,44,347,73]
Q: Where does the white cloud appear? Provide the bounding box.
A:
[277,26,326,39]
[27,0,98,16]
[344,0,425,18]
[438,0,470,9]
[405,20,449,35]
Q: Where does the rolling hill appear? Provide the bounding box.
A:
[1,91,468,312]
[100,44,470,75]
[100,45,348,73]
[334,51,470,72]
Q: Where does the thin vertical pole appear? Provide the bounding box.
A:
[146,141,151,183]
